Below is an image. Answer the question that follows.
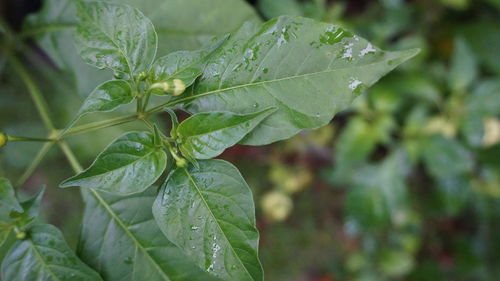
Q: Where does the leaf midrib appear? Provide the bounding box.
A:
[183,169,253,280]
[28,237,62,281]
[89,189,171,280]
[175,54,410,109]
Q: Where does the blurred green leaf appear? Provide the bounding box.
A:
[421,135,473,178]
[0,178,22,213]
[345,150,410,231]
[448,37,478,93]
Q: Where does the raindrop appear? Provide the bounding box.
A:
[123,257,133,265]
[253,103,259,108]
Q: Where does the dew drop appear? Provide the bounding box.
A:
[123,256,133,265]
[253,103,259,108]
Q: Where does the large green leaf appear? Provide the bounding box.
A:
[78,189,219,281]
[0,177,22,212]
[24,0,259,95]
[74,1,157,77]
[1,223,103,281]
[183,16,418,145]
[153,160,262,281]
[60,132,167,195]
[177,107,276,159]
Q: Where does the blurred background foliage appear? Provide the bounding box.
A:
[1,0,499,280]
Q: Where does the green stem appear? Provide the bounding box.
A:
[16,142,55,187]
[61,114,138,137]
[8,135,56,142]
[8,54,55,130]
[58,141,83,173]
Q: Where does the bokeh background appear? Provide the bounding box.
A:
[1,0,499,280]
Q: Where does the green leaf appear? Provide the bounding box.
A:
[79,189,219,281]
[421,135,474,178]
[24,0,259,95]
[345,150,410,231]
[77,79,134,117]
[150,35,229,90]
[177,107,276,159]
[63,79,134,132]
[185,16,419,145]
[121,0,260,56]
[0,177,22,212]
[74,1,157,77]
[10,186,45,227]
[258,0,304,19]
[60,132,167,195]
[1,223,103,281]
[153,159,262,281]
[448,37,477,93]
[0,222,13,247]
[24,0,111,96]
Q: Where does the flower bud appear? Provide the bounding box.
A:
[16,231,26,240]
[176,158,187,168]
[172,79,186,96]
[0,132,7,147]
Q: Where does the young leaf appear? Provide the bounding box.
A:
[150,35,229,90]
[60,132,167,195]
[177,107,277,159]
[77,80,134,117]
[0,177,23,212]
[63,80,134,133]
[186,16,419,145]
[78,189,219,281]
[10,186,46,227]
[1,223,103,281]
[74,1,157,77]
[153,159,263,281]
